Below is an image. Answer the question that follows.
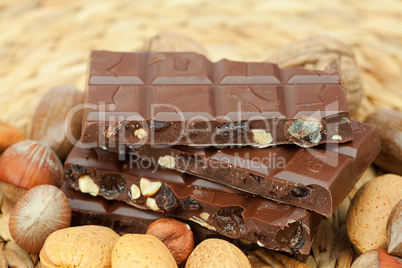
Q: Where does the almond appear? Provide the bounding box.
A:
[347,174,402,253]
[364,109,402,176]
[29,86,84,160]
[386,199,402,257]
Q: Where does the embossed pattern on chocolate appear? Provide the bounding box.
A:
[82,51,352,148]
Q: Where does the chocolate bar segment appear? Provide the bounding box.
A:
[127,121,379,216]
[82,51,352,148]
[61,183,309,261]
[64,146,321,255]
[62,183,161,235]
[62,183,213,242]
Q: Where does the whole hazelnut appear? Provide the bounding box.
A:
[0,121,25,153]
[146,218,194,265]
[0,140,63,203]
[9,185,71,253]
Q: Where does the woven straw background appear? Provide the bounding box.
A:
[1,0,402,133]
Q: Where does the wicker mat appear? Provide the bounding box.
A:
[1,0,402,133]
[1,0,401,266]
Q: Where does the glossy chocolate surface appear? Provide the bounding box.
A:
[127,121,380,216]
[62,183,309,261]
[64,147,321,255]
[82,51,352,147]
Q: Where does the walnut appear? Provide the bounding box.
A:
[112,234,177,268]
[186,239,251,268]
[142,32,207,55]
[40,225,119,268]
[269,35,364,115]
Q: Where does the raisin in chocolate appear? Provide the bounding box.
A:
[99,174,126,199]
[293,237,305,249]
[213,206,246,239]
[291,186,313,199]
[182,196,203,211]
[155,184,180,212]
[275,221,305,252]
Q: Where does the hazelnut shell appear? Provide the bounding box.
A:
[146,218,194,265]
[0,140,63,203]
[9,185,71,253]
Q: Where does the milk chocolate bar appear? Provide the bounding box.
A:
[61,183,309,261]
[128,121,379,216]
[62,183,219,243]
[62,183,161,235]
[64,146,322,255]
[82,51,352,148]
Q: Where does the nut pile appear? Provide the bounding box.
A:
[0,33,401,268]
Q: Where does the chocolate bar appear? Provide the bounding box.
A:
[61,183,309,261]
[127,121,379,216]
[82,51,352,148]
[62,183,161,235]
[63,183,216,243]
[64,146,322,255]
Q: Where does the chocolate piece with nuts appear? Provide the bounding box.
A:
[64,145,321,256]
[124,121,380,216]
[62,183,286,258]
[82,51,353,148]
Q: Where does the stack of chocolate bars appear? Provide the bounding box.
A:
[62,51,380,260]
